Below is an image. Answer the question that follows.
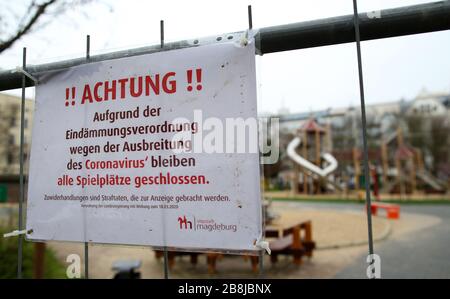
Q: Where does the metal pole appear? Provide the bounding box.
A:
[352,0,375,269]
[1,1,449,91]
[160,20,164,48]
[249,4,264,278]
[258,249,264,278]
[159,21,170,279]
[86,35,90,60]
[163,249,169,279]
[17,47,26,279]
[248,5,253,30]
[84,34,90,280]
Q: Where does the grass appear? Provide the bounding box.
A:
[0,226,67,279]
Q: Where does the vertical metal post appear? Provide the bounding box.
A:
[258,248,264,278]
[160,20,164,49]
[163,250,169,279]
[84,34,90,280]
[159,21,169,279]
[248,5,253,30]
[17,47,26,279]
[86,35,90,60]
[258,176,265,278]
[352,0,375,268]
[249,4,264,278]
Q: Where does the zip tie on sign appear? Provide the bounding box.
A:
[12,66,39,84]
[3,229,32,238]
[239,29,259,48]
[254,238,271,255]
[240,30,249,47]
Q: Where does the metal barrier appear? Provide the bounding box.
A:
[1,1,449,91]
[1,0,449,279]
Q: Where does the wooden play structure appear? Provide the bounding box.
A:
[289,119,339,195]
[381,127,446,195]
[344,125,446,197]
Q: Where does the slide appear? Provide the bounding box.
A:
[287,137,339,189]
[382,170,445,194]
[416,170,445,192]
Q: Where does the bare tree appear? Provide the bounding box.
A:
[0,0,95,54]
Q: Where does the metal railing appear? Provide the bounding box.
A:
[0,1,449,91]
[0,0,449,279]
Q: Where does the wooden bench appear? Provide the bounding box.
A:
[265,221,315,267]
[367,202,400,219]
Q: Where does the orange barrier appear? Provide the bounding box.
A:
[367,202,400,219]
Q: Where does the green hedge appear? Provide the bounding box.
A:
[0,226,66,279]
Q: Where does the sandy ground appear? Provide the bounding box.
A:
[270,202,390,249]
[43,202,441,279]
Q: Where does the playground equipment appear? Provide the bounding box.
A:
[380,127,446,195]
[346,126,446,196]
[287,119,339,194]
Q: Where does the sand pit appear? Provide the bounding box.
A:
[270,203,391,249]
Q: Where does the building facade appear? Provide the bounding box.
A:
[0,92,34,175]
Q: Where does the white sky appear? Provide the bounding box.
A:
[1,0,449,115]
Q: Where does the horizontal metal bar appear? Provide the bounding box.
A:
[258,0,450,54]
[0,1,449,91]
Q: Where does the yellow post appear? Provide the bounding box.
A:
[397,126,404,147]
[291,163,299,195]
[381,143,389,184]
[303,130,308,194]
[315,130,321,193]
[353,147,360,191]
[410,155,417,194]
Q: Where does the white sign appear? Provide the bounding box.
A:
[26,40,262,252]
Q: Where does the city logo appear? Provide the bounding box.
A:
[178,215,193,230]
[177,215,238,233]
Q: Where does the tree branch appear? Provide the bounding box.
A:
[0,0,58,54]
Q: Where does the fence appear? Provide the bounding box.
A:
[0,0,449,279]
